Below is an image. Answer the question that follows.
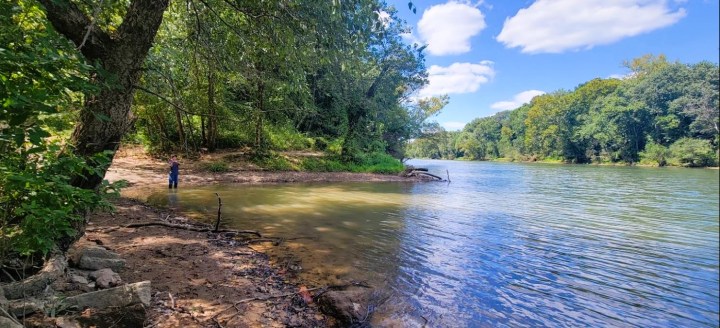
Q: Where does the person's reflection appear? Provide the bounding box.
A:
[168,188,179,209]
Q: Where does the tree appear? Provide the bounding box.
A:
[38,0,170,189]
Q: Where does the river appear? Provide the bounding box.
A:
[146,160,719,327]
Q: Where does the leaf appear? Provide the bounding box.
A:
[298,286,313,304]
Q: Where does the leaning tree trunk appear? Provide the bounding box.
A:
[39,0,170,190]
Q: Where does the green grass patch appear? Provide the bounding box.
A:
[201,161,230,172]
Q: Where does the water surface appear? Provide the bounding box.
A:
[145,161,720,327]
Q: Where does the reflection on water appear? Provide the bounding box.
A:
[144,161,720,327]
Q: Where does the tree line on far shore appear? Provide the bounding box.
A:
[407,55,719,167]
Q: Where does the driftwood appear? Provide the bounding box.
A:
[407,170,444,181]
[1,252,67,300]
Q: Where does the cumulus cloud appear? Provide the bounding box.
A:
[496,0,686,54]
[490,90,545,111]
[442,121,467,131]
[418,61,495,98]
[417,1,486,56]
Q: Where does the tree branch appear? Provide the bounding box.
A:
[37,0,112,60]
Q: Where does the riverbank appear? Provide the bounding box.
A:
[87,147,418,327]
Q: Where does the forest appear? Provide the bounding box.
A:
[1,0,440,260]
[407,55,719,167]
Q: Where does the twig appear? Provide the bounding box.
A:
[214,193,222,232]
[1,267,16,282]
[446,169,451,183]
[168,292,175,309]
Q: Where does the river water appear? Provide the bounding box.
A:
[145,160,719,327]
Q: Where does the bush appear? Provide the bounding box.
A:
[202,161,230,172]
[251,153,296,171]
[1,146,123,259]
[640,141,670,166]
[668,138,718,167]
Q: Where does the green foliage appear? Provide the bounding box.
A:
[668,138,717,167]
[202,161,230,173]
[0,2,122,260]
[251,153,295,171]
[639,141,670,166]
[266,124,312,151]
[408,56,719,167]
[1,146,123,258]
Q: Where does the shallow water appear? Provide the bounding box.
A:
[145,161,720,327]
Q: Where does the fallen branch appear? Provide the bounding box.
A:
[120,222,261,237]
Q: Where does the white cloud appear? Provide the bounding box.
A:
[490,90,545,111]
[417,1,486,56]
[496,0,686,54]
[442,121,467,131]
[418,61,495,98]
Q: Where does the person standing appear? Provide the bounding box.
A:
[168,155,179,189]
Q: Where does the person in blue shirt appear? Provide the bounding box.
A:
[168,155,179,189]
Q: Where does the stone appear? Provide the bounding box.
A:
[55,317,81,328]
[317,287,373,325]
[70,274,88,285]
[0,316,23,328]
[78,257,125,271]
[69,246,118,264]
[62,281,151,311]
[89,269,122,289]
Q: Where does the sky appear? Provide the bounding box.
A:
[386,0,720,131]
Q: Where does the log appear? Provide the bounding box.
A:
[409,171,444,181]
[1,253,67,300]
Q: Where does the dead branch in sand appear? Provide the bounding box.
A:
[90,222,262,237]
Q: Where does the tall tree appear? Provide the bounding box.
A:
[38,0,170,189]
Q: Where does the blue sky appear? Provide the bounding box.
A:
[386,0,720,131]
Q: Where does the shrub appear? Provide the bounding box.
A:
[668,138,717,167]
[203,161,230,172]
[1,146,123,259]
[639,141,670,166]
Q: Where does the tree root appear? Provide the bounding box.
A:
[1,252,67,300]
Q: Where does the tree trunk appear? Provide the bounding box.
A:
[207,65,218,150]
[39,0,170,190]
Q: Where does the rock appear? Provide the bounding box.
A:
[78,257,125,271]
[74,303,146,328]
[70,245,125,271]
[89,269,122,289]
[70,274,88,285]
[0,317,23,328]
[62,281,151,311]
[55,317,81,328]
[317,287,373,325]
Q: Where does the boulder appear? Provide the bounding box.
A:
[7,298,44,317]
[89,269,122,289]
[0,316,23,328]
[62,281,151,311]
[317,287,373,325]
[71,246,125,271]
